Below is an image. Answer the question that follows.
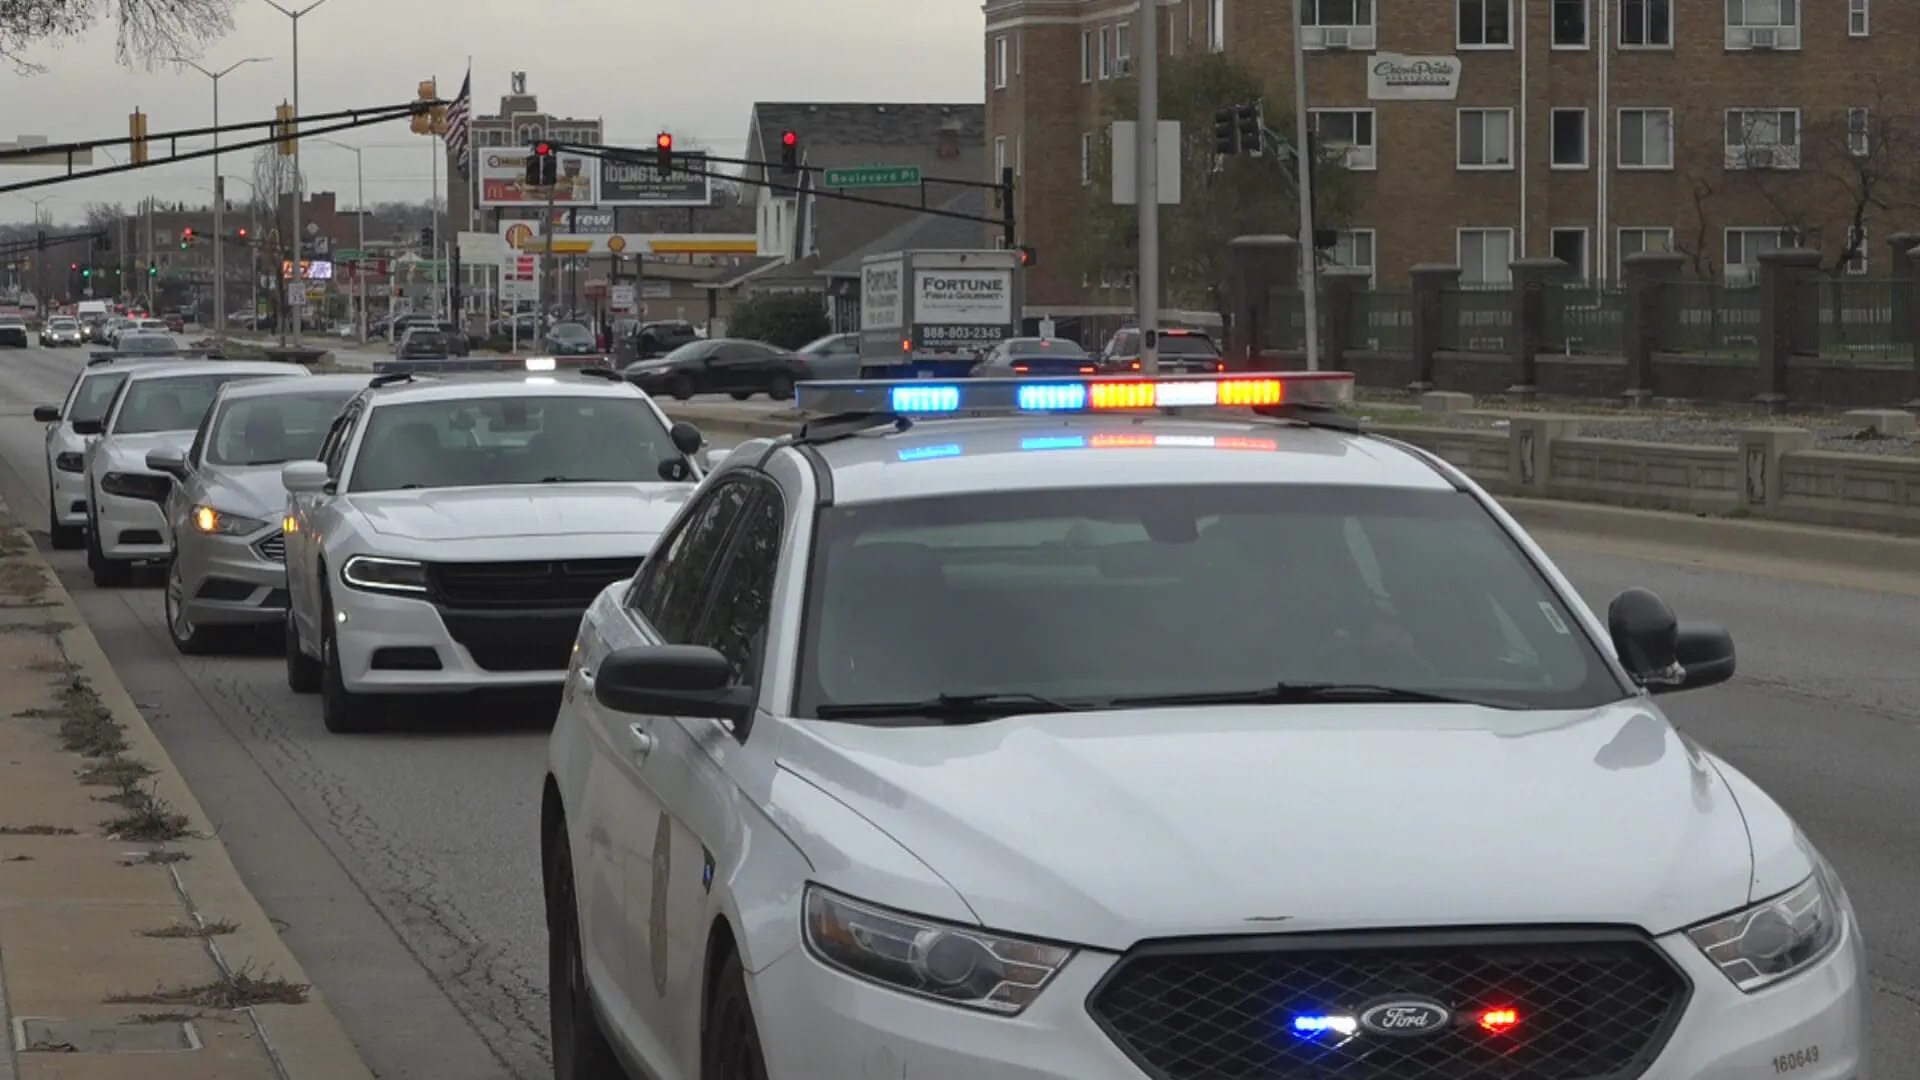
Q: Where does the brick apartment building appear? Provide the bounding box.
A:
[986,0,1920,307]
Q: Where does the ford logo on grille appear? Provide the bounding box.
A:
[1358,999,1451,1036]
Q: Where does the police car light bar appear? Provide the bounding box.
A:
[525,356,556,371]
[793,371,1355,417]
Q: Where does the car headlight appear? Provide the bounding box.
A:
[340,555,429,594]
[101,471,171,502]
[1687,864,1843,992]
[54,452,84,473]
[191,505,269,536]
[801,884,1073,1015]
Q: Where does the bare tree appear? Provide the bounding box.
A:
[249,145,304,331]
[1724,91,1920,274]
[1669,175,1720,281]
[1,0,233,73]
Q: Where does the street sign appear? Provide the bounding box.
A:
[823,165,922,189]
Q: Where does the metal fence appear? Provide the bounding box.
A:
[1440,289,1513,353]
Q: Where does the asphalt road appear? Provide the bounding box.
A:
[0,340,1914,1079]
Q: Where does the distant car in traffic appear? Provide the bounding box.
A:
[542,321,599,357]
[394,326,469,362]
[164,314,186,333]
[148,375,366,654]
[622,337,810,401]
[796,331,863,380]
[1099,326,1226,374]
[0,315,27,348]
[32,354,197,549]
[39,316,82,347]
[970,336,1096,377]
[618,319,700,366]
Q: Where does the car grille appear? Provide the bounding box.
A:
[254,534,286,562]
[427,558,643,672]
[1087,929,1689,1080]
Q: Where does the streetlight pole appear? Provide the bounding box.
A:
[174,56,270,342]
[1136,0,1161,375]
[261,0,333,347]
[1290,0,1321,370]
[316,139,366,343]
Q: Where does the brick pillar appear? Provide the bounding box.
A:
[1226,235,1299,370]
[1754,247,1822,407]
[1889,233,1920,355]
[1507,258,1571,395]
[1319,267,1370,369]
[1620,251,1685,401]
[1407,263,1460,391]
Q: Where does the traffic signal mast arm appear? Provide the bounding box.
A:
[0,100,439,196]
[0,228,111,259]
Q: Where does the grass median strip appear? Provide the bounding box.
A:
[107,963,310,1008]
[140,918,239,939]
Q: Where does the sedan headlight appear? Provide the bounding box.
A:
[801,884,1073,1015]
[1687,865,1843,992]
[101,471,171,502]
[341,555,429,594]
[54,452,85,473]
[191,505,269,537]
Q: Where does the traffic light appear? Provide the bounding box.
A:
[411,79,436,136]
[81,267,90,279]
[779,130,798,176]
[275,102,296,156]
[148,264,158,277]
[129,109,150,165]
[69,262,77,271]
[1213,107,1237,155]
[656,132,673,174]
[418,227,433,252]
[525,142,557,186]
[1015,245,1036,268]
[1236,104,1263,155]
[236,226,249,241]
[180,228,194,250]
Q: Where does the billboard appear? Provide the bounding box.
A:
[598,154,712,207]
[478,148,598,207]
[911,268,1013,351]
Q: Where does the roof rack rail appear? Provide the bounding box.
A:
[789,410,914,447]
[1252,401,1361,434]
[573,365,623,381]
[369,372,416,388]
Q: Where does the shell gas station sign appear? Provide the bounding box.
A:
[498,221,754,257]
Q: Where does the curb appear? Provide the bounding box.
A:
[9,505,376,1080]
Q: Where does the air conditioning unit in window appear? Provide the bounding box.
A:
[1114,57,1133,76]
[1322,26,1352,49]
[1747,27,1779,48]
[1725,266,1758,288]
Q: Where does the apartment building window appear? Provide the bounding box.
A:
[1115,22,1132,70]
[1848,107,1870,155]
[1552,0,1588,46]
[1845,225,1869,274]
[1459,228,1516,286]
[994,135,1008,177]
[1312,109,1377,169]
[1618,108,1674,168]
[1081,30,1094,81]
[1209,0,1226,51]
[1619,0,1672,46]
[1724,227,1796,283]
[1098,25,1113,78]
[1458,108,1514,168]
[1081,132,1094,184]
[1849,0,1869,35]
[1616,227,1674,276]
[1725,108,1800,169]
[1330,229,1377,285]
[1550,108,1588,167]
[1550,228,1589,281]
[1459,0,1512,46]
[1301,0,1377,50]
[1726,0,1801,49]
[993,36,1009,89]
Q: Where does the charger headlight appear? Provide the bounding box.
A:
[801,884,1072,1015]
[340,554,428,594]
[191,505,269,536]
[1686,864,1843,992]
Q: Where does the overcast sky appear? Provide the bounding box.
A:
[3,0,982,225]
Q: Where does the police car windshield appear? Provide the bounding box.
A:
[206,390,356,466]
[117,334,180,354]
[70,372,128,424]
[797,484,1620,719]
[347,395,678,492]
[113,373,261,435]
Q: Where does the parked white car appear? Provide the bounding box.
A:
[33,355,193,549]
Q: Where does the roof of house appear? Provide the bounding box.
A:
[817,190,993,279]
[744,103,985,178]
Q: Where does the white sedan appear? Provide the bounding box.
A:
[280,369,720,734]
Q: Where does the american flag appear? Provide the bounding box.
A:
[445,69,473,179]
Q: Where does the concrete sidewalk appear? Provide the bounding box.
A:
[0,511,372,1079]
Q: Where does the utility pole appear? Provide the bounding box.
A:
[1136,0,1161,375]
[174,55,269,343]
[262,0,334,347]
[1290,0,1321,370]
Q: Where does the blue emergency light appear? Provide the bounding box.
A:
[793,371,1355,417]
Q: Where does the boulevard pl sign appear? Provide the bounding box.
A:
[824,165,922,189]
[598,154,712,207]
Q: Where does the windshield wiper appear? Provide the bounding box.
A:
[1110,683,1513,709]
[815,692,1093,722]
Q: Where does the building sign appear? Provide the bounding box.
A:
[1367,54,1461,101]
[911,269,1012,351]
[598,155,712,207]
[860,259,902,330]
[478,149,598,207]
[563,208,618,233]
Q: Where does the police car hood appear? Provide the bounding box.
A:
[97,431,193,470]
[348,483,689,542]
[780,701,1760,950]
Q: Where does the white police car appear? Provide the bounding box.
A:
[540,371,1865,1080]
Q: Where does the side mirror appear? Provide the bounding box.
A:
[700,446,733,471]
[1607,587,1736,694]
[33,406,59,423]
[593,644,753,723]
[145,447,189,479]
[669,421,703,457]
[71,419,103,436]
[282,460,331,494]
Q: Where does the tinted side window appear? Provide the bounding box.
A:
[691,486,784,683]
[187,402,216,467]
[320,406,359,478]
[627,478,753,642]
